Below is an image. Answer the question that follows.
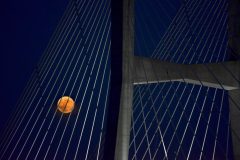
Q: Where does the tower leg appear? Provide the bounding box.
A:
[229,89,240,159]
[114,0,134,159]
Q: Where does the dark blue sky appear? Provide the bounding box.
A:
[0,0,112,158]
[0,0,69,131]
[0,0,233,159]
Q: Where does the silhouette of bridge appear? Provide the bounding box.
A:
[0,0,239,159]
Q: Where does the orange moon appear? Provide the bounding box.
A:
[57,96,75,113]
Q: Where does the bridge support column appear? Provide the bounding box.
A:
[229,90,240,159]
[229,0,240,58]
[228,0,240,158]
[115,0,134,159]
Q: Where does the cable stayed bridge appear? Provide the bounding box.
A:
[0,0,239,159]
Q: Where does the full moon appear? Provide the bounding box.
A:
[57,96,75,113]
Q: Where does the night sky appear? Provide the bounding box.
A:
[0,0,111,158]
[0,0,234,159]
[0,0,69,131]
